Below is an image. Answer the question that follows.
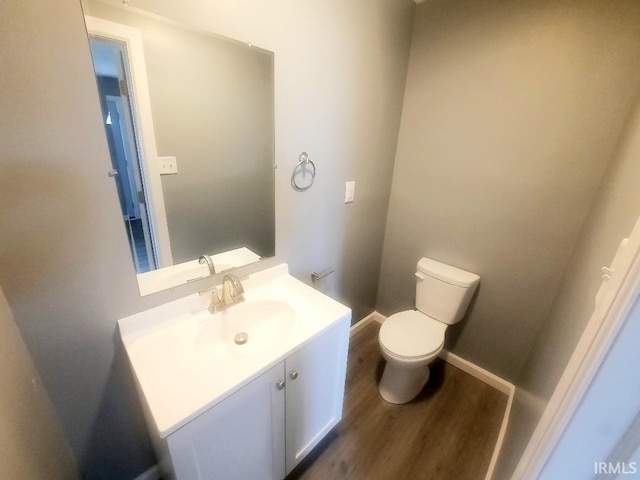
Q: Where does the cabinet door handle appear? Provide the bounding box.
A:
[289,371,299,380]
[276,380,286,390]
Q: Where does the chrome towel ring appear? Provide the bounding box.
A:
[291,152,316,191]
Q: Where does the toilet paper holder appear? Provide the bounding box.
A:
[311,267,334,282]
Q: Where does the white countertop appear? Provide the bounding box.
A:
[119,264,351,437]
[136,246,261,296]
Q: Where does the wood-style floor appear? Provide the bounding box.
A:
[287,321,507,480]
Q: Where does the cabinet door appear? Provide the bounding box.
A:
[167,362,286,480]
[285,317,350,474]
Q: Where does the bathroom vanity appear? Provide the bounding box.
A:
[118,264,351,479]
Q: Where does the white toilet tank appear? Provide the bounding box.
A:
[415,257,480,325]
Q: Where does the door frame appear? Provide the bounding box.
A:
[85,15,173,268]
[512,214,640,478]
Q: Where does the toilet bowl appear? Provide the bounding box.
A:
[378,310,446,403]
[378,258,479,404]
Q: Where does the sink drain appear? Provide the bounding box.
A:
[234,332,249,345]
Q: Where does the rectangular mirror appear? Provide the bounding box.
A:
[82,0,275,295]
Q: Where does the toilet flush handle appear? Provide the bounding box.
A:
[415,272,426,281]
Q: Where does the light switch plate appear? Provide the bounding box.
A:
[159,156,178,175]
[345,181,355,203]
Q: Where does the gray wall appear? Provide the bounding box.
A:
[0,0,413,478]
[132,0,416,317]
[377,0,640,381]
[1,2,166,477]
[495,92,640,478]
[0,287,79,480]
[87,1,275,263]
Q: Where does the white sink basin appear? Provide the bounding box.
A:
[195,300,297,359]
[118,264,351,438]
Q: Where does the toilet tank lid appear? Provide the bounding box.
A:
[417,257,480,288]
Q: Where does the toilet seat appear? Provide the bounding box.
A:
[379,310,446,359]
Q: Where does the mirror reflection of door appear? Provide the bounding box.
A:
[89,37,157,273]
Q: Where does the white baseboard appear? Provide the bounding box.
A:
[435,349,515,480]
[484,385,514,480]
[350,311,380,335]
[367,311,513,480]
[133,465,161,480]
[438,350,514,396]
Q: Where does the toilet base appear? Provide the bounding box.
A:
[378,361,430,404]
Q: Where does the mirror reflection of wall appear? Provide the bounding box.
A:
[84,0,275,294]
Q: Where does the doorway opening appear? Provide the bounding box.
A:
[89,37,157,273]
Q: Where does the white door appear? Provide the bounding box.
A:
[285,317,350,474]
[513,215,640,479]
[167,362,286,480]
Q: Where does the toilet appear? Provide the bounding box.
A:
[378,257,480,404]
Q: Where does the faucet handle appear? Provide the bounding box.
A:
[235,278,245,296]
[208,289,223,314]
[234,289,245,303]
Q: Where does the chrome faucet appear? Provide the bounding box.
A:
[206,274,245,314]
[198,254,216,275]
[221,274,245,305]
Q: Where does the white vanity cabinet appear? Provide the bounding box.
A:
[284,316,350,474]
[161,316,350,480]
[165,362,286,479]
[119,265,353,480]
